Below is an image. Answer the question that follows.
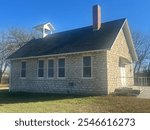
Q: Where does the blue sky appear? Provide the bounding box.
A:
[0,0,150,33]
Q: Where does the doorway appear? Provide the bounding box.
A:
[120,65,126,87]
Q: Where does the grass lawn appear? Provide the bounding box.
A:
[0,89,150,113]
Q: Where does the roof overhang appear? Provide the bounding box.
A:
[8,49,107,61]
[122,20,138,62]
[119,56,132,65]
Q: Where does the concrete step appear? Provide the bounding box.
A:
[114,87,141,96]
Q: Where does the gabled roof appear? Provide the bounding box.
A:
[8,18,137,61]
[122,20,138,61]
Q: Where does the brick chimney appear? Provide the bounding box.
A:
[93,5,101,31]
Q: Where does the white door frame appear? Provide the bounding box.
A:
[120,65,126,87]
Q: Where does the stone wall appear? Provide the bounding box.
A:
[107,29,134,93]
[10,29,135,95]
[10,51,108,95]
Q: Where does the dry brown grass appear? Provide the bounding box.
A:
[0,89,150,113]
[0,84,8,88]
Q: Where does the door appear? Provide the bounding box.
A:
[120,65,126,87]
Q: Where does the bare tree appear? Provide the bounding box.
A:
[0,27,38,83]
[7,27,39,48]
[0,32,9,83]
[132,31,150,74]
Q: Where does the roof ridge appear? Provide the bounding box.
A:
[42,18,126,39]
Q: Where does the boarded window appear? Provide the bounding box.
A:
[21,61,26,77]
[38,60,44,77]
[83,56,91,77]
[48,59,54,78]
[58,59,65,77]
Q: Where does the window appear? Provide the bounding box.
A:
[38,60,44,77]
[58,58,65,78]
[21,61,26,78]
[48,59,54,78]
[83,56,92,78]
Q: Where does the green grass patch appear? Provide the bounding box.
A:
[0,89,150,113]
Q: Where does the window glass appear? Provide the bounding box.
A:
[38,60,44,77]
[58,59,65,77]
[21,61,26,77]
[48,59,54,78]
[83,56,91,77]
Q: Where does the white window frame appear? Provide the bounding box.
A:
[20,60,26,79]
[37,59,45,79]
[82,55,93,79]
[47,58,55,79]
[57,57,66,79]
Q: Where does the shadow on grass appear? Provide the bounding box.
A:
[0,89,89,104]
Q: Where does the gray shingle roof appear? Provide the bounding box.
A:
[8,18,126,59]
